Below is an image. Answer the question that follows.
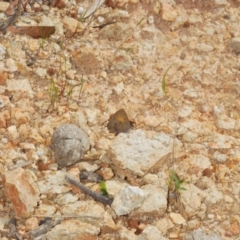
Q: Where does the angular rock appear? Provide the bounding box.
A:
[101,167,114,180]
[161,3,177,22]
[186,229,222,240]
[5,58,18,72]
[119,225,137,240]
[169,213,186,225]
[39,15,54,26]
[6,41,26,60]
[183,89,199,98]
[54,193,78,205]
[112,185,148,216]
[34,203,56,216]
[0,44,6,60]
[1,168,40,217]
[46,219,100,240]
[187,219,201,230]
[208,133,235,149]
[178,105,192,118]
[105,180,128,196]
[51,124,90,167]
[7,125,19,140]
[37,170,71,194]
[182,131,198,142]
[131,185,167,219]
[213,151,227,163]
[61,200,105,220]
[11,108,30,127]
[62,16,80,34]
[61,200,116,231]
[108,130,172,177]
[71,110,90,134]
[216,114,235,130]
[25,217,38,231]
[77,162,99,172]
[7,78,32,93]
[35,67,47,78]
[111,54,134,72]
[188,154,211,169]
[196,43,214,52]
[180,183,206,218]
[85,108,100,124]
[156,218,174,235]
[137,225,167,240]
[204,186,223,205]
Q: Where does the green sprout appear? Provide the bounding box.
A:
[169,170,187,192]
[99,181,108,196]
[78,77,85,100]
[40,37,46,48]
[49,78,59,102]
[161,64,175,96]
[39,26,55,48]
[67,84,74,97]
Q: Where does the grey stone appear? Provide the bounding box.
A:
[51,124,90,167]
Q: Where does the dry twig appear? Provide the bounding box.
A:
[65,174,113,205]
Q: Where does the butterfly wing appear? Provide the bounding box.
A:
[107,109,131,135]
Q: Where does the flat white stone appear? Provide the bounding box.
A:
[204,187,223,205]
[213,151,227,163]
[46,219,100,239]
[188,154,211,169]
[7,78,33,93]
[112,185,148,216]
[132,184,167,218]
[108,130,172,176]
[180,183,207,218]
[178,105,192,118]
[169,213,186,225]
[0,44,6,60]
[217,114,236,130]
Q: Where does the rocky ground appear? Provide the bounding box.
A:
[1,0,240,239]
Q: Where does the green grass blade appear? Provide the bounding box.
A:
[162,64,175,96]
[99,181,108,196]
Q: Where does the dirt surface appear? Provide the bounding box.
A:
[1,0,240,239]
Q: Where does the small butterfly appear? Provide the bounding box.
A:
[107,109,133,135]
